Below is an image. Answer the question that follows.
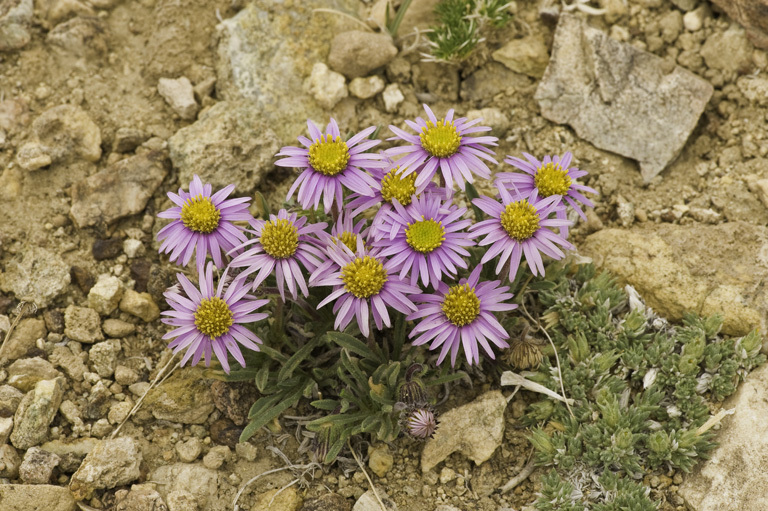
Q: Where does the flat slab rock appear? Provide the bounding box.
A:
[0,484,75,511]
[535,14,713,182]
[679,363,768,510]
[579,221,768,336]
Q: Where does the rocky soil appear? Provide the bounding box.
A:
[1,0,767,510]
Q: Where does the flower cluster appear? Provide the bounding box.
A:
[156,104,595,372]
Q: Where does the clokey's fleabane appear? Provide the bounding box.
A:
[276,119,384,214]
[157,175,252,271]
[162,262,268,374]
[386,104,497,193]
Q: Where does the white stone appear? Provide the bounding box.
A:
[353,488,397,510]
[157,77,199,121]
[123,238,145,258]
[382,83,404,113]
[466,107,510,134]
[349,75,386,99]
[88,275,124,316]
[683,9,703,32]
[306,62,348,109]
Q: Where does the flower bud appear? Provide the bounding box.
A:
[401,406,438,440]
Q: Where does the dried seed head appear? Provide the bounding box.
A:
[503,325,544,370]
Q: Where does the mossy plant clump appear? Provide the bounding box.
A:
[519,263,765,509]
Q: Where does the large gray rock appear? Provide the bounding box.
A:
[421,391,507,472]
[0,484,76,511]
[0,0,33,51]
[0,247,70,308]
[215,0,357,140]
[680,363,768,510]
[10,377,65,449]
[69,437,143,500]
[69,151,168,228]
[327,30,398,79]
[168,101,280,193]
[535,14,713,182]
[144,367,215,424]
[580,222,768,336]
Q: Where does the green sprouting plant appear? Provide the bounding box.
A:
[425,0,512,62]
[521,263,765,508]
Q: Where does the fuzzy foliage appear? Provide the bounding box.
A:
[427,0,512,62]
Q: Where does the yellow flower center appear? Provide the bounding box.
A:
[535,162,572,197]
[380,168,418,205]
[341,256,387,299]
[180,195,221,234]
[405,217,445,254]
[308,134,350,176]
[442,284,480,327]
[420,120,461,158]
[260,219,299,259]
[500,200,540,241]
[194,297,234,339]
[335,231,358,253]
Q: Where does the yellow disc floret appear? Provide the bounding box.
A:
[308,134,350,176]
[181,195,221,234]
[420,120,461,158]
[194,297,234,339]
[405,217,445,254]
[380,168,418,205]
[341,256,387,299]
[442,284,480,327]
[260,219,299,259]
[500,200,540,241]
[335,231,358,253]
[535,162,572,197]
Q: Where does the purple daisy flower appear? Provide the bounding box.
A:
[162,262,268,374]
[157,175,252,270]
[372,193,475,288]
[470,186,574,280]
[275,119,384,214]
[309,241,420,337]
[385,104,498,193]
[328,210,368,254]
[229,209,327,301]
[497,152,597,236]
[408,266,516,366]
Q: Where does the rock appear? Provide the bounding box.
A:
[700,26,754,74]
[0,0,33,52]
[209,418,242,448]
[19,105,101,169]
[91,418,112,438]
[397,0,439,35]
[0,318,47,364]
[92,238,124,260]
[535,14,713,182]
[709,0,768,49]
[302,493,352,511]
[306,62,348,109]
[151,463,218,507]
[113,127,149,153]
[412,62,459,101]
[210,380,258,426]
[0,484,75,511]
[382,83,404,113]
[0,246,70,308]
[460,62,532,102]
[580,222,768,336]
[167,490,198,511]
[88,275,124,315]
[671,0,698,10]
[738,75,768,106]
[7,357,62,392]
[0,444,20,478]
[328,30,398,79]
[215,0,357,140]
[123,238,145,258]
[107,401,132,425]
[158,77,199,120]
[133,259,155,295]
[421,391,507,472]
[69,437,142,499]
[16,142,52,170]
[49,345,87,382]
[84,380,112,420]
[10,377,65,449]
[35,0,94,27]
[202,445,231,469]
[368,444,393,477]
[144,367,215,424]
[352,488,397,511]
[679,363,768,510]
[47,16,108,58]
[89,338,121,378]
[349,75,385,99]
[466,108,510,135]
[114,484,167,511]
[119,289,160,322]
[103,319,136,338]
[69,151,169,228]
[168,101,280,193]
[43,309,65,333]
[683,7,705,32]
[19,446,60,484]
[492,35,550,78]
[251,487,304,511]
[0,416,12,444]
[0,384,24,416]
[70,266,95,294]
[659,10,683,43]
[64,305,104,344]
[175,437,202,463]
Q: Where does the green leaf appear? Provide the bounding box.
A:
[340,349,370,389]
[427,369,466,386]
[311,399,340,411]
[324,434,347,464]
[254,364,270,392]
[241,384,305,442]
[255,191,270,218]
[278,338,319,382]
[325,331,378,361]
[258,344,289,364]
